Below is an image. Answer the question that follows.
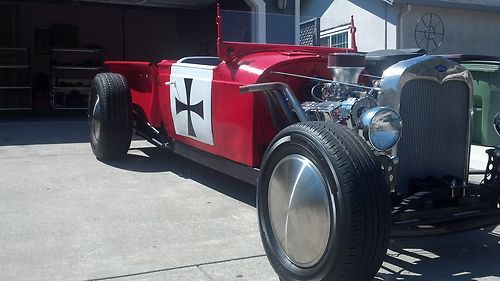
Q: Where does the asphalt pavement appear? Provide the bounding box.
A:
[0,117,499,281]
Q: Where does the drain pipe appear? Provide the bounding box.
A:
[399,4,411,49]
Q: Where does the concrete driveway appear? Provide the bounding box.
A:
[0,118,499,281]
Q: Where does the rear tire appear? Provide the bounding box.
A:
[88,72,132,160]
[258,121,390,281]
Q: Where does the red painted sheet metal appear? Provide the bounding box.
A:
[156,60,176,141]
[211,53,334,166]
[214,50,328,86]
[156,59,255,166]
[107,48,342,167]
[252,57,332,165]
[106,61,162,127]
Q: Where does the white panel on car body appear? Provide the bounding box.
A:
[169,62,215,146]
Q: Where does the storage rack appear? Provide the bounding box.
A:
[50,47,103,110]
[0,47,32,110]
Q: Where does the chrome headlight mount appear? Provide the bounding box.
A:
[494,112,500,136]
[358,107,403,151]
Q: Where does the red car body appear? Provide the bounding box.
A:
[106,32,356,167]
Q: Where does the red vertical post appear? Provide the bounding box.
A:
[216,3,224,58]
[350,15,358,52]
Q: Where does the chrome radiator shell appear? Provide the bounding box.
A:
[378,56,473,192]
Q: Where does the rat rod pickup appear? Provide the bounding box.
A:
[88,8,500,281]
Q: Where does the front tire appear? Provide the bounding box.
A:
[258,122,390,281]
[88,72,132,160]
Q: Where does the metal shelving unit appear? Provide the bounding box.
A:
[0,47,32,110]
[50,47,103,110]
[52,66,103,71]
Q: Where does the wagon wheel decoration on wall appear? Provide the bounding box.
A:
[414,12,444,52]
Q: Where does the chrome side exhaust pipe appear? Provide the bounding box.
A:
[240,82,310,123]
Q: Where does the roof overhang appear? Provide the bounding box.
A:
[74,0,217,9]
[393,0,500,13]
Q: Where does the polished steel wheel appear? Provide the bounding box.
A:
[268,154,331,268]
[91,95,101,141]
[494,112,500,136]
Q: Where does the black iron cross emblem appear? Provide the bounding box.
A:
[175,78,204,137]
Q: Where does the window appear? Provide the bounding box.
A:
[320,24,351,48]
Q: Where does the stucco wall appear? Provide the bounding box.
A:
[301,0,398,52]
[303,1,500,56]
[399,5,500,56]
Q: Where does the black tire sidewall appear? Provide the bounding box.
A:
[88,73,132,160]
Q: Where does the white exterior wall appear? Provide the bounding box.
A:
[301,0,398,52]
[399,5,500,56]
[303,1,500,56]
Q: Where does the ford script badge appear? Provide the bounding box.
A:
[435,65,448,73]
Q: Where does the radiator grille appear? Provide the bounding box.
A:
[397,80,470,192]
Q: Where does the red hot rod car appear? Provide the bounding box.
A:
[88,8,500,281]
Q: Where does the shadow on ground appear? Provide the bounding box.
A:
[0,117,90,146]
[0,117,144,146]
[377,227,500,280]
[104,146,257,207]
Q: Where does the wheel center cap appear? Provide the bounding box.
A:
[92,96,102,141]
[268,154,332,268]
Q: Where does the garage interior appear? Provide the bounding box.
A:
[0,0,252,113]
